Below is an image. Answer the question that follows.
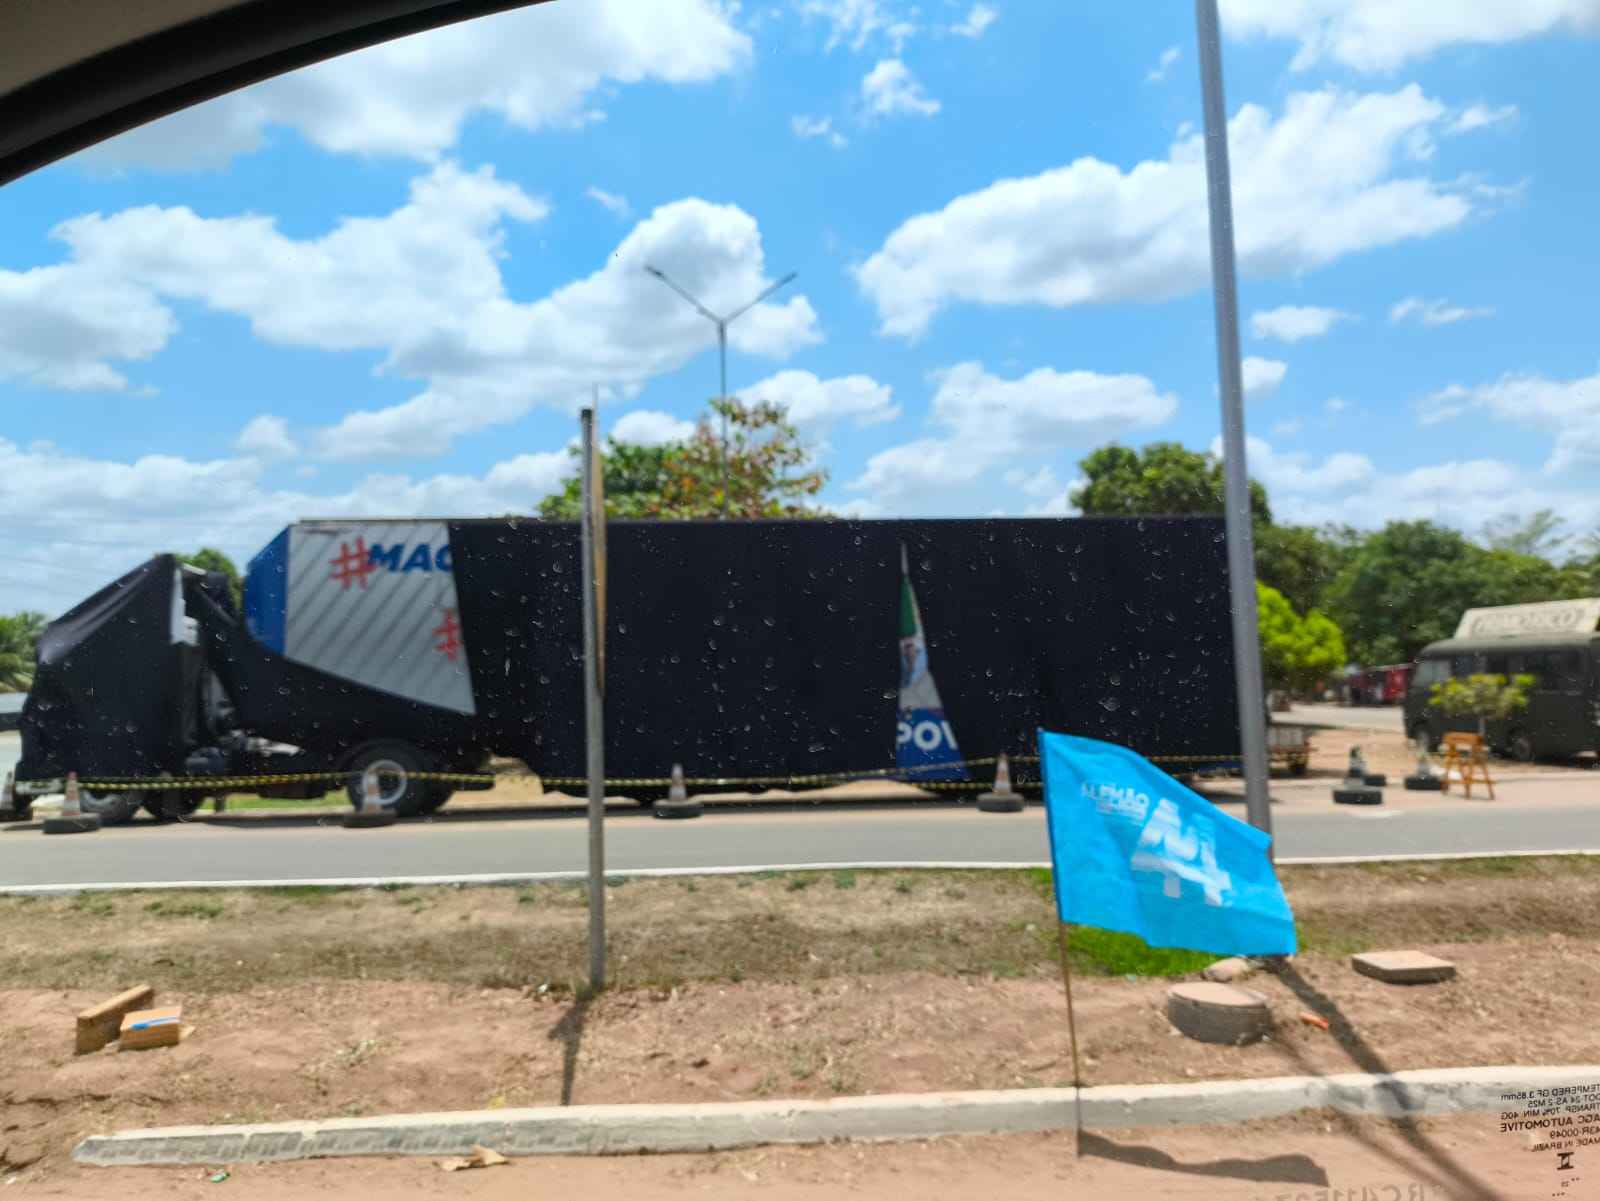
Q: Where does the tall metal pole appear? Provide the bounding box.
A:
[1196,0,1273,849]
[717,322,729,518]
[580,406,607,988]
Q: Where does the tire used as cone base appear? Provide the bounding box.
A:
[342,810,397,829]
[1404,775,1444,791]
[43,813,102,835]
[653,798,703,820]
[976,792,1024,813]
[1332,785,1383,805]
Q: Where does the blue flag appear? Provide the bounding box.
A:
[1038,730,1296,957]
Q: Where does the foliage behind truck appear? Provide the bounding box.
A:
[14,516,1243,822]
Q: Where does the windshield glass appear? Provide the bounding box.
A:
[2,4,1597,1199]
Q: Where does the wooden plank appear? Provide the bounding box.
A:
[75,984,155,1055]
[119,1005,182,1051]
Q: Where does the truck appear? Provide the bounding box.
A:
[14,516,1244,822]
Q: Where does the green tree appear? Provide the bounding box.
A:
[1256,582,1346,695]
[1325,521,1592,664]
[178,548,243,608]
[540,398,828,520]
[1481,509,1567,559]
[1429,673,1535,740]
[1070,442,1272,526]
[0,611,47,692]
[1254,524,1351,616]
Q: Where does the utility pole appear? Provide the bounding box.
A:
[643,265,798,518]
[580,404,606,988]
[1196,0,1273,851]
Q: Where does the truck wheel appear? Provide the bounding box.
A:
[78,788,144,826]
[344,742,437,818]
[417,785,454,814]
[141,791,203,822]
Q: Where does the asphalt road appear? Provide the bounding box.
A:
[5,788,1600,889]
[1276,704,1405,733]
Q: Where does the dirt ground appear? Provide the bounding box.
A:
[3,861,1599,1190]
[12,1116,1552,1201]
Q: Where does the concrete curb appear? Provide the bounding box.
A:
[9,849,1600,896]
[73,1065,1599,1166]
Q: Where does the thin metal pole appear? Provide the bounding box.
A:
[717,322,729,519]
[1196,0,1273,850]
[580,406,606,991]
[1056,923,1084,1157]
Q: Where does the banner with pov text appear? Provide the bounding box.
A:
[1039,730,1296,957]
[896,545,968,782]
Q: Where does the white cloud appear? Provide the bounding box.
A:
[1213,434,1374,494]
[741,370,900,429]
[1389,296,1495,326]
[791,114,849,148]
[1250,304,1351,343]
[0,262,176,391]
[0,437,572,614]
[586,186,632,218]
[798,0,918,51]
[36,163,819,462]
[1451,103,1519,133]
[75,0,751,169]
[1146,45,1182,82]
[1219,0,1600,72]
[857,86,1476,338]
[1242,356,1288,400]
[861,59,941,119]
[849,362,1175,509]
[1325,396,1348,413]
[234,415,299,460]
[949,4,999,38]
[1422,371,1600,474]
[1272,417,1306,437]
[611,409,697,445]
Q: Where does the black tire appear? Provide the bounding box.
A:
[77,788,145,826]
[1363,772,1388,787]
[140,791,204,822]
[416,785,454,815]
[1403,775,1444,792]
[1509,730,1536,763]
[343,741,437,818]
[1332,786,1383,805]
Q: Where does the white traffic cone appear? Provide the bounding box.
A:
[44,770,101,834]
[654,762,702,820]
[343,766,396,828]
[977,753,1024,813]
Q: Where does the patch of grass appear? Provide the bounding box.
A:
[376,883,412,893]
[893,879,914,895]
[1064,927,1214,978]
[69,893,115,918]
[145,898,225,920]
[786,877,816,892]
[516,889,539,906]
[264,886,336,905]
[831,870,857,890]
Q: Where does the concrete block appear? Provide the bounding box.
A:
[1351,951,1456,984]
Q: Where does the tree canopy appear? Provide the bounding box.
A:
[0,611,47,692]
[179,548,243,608]
[1256,582,1346,694]
[540,398,827,520]
[1069,442,1272,526]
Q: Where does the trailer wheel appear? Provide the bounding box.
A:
[343,742,437,818]
[141,791,203,822]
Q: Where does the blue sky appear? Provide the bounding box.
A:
[3,0,1600,613]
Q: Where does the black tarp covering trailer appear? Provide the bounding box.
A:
[15,517,1241,822]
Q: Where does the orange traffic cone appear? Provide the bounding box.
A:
[44,770,101,834]
[977,753,1024,813]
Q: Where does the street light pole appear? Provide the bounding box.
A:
[644,265,798,519]
[1196,0,1273,851]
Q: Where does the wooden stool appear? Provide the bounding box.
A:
[1440,733,1494,800]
